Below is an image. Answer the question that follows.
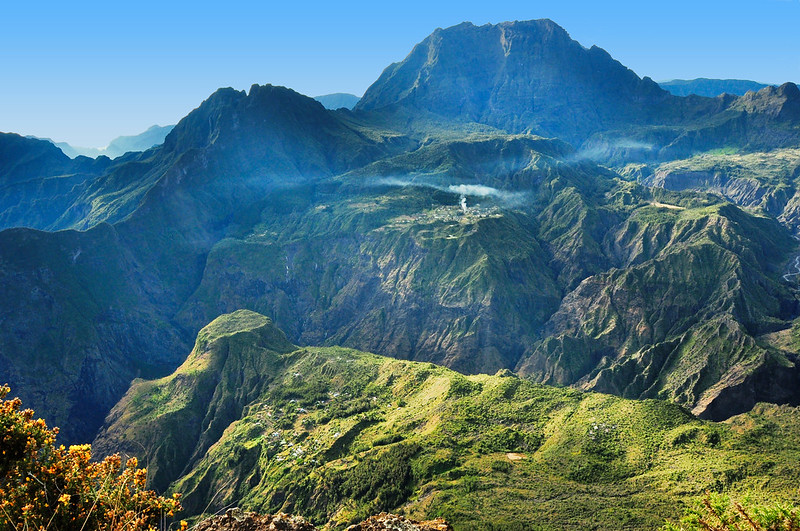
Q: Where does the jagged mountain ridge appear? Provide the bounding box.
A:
[1,20,800,444]
[0,84,412,442]
[355,20,800,161]
[356,20,685,143]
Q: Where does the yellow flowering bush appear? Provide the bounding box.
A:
[0,385,182,530]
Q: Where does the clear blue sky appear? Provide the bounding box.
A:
[1,0,798,147]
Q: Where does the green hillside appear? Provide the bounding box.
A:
[94,311,800,530]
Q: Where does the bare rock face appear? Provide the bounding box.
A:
[345,513,453,531]
[193,510,452,531]
[730,82,800,122]
[355,19,702,144]
[194,510,316,531]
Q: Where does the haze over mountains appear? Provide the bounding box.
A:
[658,78,771,98]
[39,124,176,159]
[314,93,361,110]
[2,17,800,529]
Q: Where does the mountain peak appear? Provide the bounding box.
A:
[731,81,800,120]
[355,19,672,143]
[162,84,335,156]
[194,310,296,359]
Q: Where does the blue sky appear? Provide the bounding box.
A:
[1,0,798,147]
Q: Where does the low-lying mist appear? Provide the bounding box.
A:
[375,176,530,207]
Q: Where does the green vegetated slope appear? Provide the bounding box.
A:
[174,132,799,418]
[640,147,800,230]
[175,134,582,373]
[4,19,800,446]
[94,310,800,531]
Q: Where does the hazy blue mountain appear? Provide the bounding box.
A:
[2,21,800,447]
[0,84,412,443]
[0,132,115,229]
[354,20,711,144]
[659,78,771,97]
[103,124,175,156]
[314,92,360,110]
[354,20,800,161]
[53,124,175,159]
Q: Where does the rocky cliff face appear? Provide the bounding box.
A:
[0,224,189,442]
[356,20,686,143]
[642,148,800,230]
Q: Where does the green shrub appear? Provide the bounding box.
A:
[326,443,421,516]
[490,459,511,473]
[447,378,482,399]
[664,491,800,530]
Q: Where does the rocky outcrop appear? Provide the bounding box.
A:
[193,510,452,531]
[730,83,800,122]
[195,510,316,531]
[345,513,453,531]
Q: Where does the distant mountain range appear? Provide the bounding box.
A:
[659,78,770,97]
[314,93,360,110]
[38,124,175,159]
[1,18,800,528]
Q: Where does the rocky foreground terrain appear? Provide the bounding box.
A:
[195,510,452,531]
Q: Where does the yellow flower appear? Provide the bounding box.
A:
[58,493,70,505]
[180,521,189,531]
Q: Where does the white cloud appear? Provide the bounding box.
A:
[374,176,528,206]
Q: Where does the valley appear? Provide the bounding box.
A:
[1,17,800,530]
